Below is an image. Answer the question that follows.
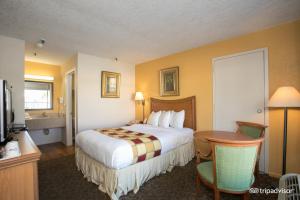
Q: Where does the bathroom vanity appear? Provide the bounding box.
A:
[25,113,66,145]
[26,113,65,130]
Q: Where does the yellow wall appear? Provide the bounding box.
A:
[24,61,62,114]
[61,54,77,97]
[135,20,300,177]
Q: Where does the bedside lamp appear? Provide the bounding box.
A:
[135,92,145,121]
[269,86,300,175]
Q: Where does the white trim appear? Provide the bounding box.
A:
[212,66,216,130]
[212,48,269,173]
[263,48,269,174]
[65,68,75,76]
[64,68,77,146]
[65,73,72,146]
[212,48,267,62]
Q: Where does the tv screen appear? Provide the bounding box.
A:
[0,80,13,144]
[5,86,13,125]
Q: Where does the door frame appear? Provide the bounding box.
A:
[65,68,77,146]
[212,48,269,173]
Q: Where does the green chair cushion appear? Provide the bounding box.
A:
[239,126,261,139]
[197,161,213,184]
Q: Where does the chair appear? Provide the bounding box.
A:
[196,138,263,200]
[236,121,267,139]
[195,121,267,164]
[236,121,267,175]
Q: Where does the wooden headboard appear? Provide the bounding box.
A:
[150,96,196,130]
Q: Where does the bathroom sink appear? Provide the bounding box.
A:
[25,114,66,130]
[27,115,55,119]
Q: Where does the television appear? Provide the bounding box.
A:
[0,79,14,144]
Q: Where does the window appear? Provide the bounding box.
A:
[24,81,53,110]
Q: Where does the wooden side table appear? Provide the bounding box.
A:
[0,131,41,200]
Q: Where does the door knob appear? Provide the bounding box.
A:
[257,108,262,113]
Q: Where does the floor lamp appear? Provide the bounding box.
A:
[135,92,145,121]
[269,86,300,175]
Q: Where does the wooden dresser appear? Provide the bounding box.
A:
[0,131,41,200]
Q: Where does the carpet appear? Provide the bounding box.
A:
[38,155,279,200]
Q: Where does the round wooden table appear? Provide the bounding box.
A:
[194,130,262,161]
[196,130,256,144]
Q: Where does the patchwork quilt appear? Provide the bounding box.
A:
[95,128,162,163]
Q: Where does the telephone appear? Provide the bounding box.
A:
[11,124,28,132]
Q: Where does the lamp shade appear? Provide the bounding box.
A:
[135,92,144,101]
[269,86,300,108]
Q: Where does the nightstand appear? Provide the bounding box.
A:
[126,120,143,126]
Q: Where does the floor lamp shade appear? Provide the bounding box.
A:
[269,86,300,107]
[269,86,300,175]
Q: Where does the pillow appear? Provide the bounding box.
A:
[158,111,171,128]
[170,110,185,128]
[147,111,161,127]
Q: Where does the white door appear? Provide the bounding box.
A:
[213,48,268,172]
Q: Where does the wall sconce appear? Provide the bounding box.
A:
[135,92,145,121]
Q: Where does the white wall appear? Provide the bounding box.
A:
[77,53,135,132]
[0,35,25,123]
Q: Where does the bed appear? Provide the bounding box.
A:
[75,96,196,199]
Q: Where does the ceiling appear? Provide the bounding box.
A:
[0,0,300,65]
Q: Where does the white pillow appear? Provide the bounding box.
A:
[158,111,171,128]
[147,111,161,127]
[170,110,185,128]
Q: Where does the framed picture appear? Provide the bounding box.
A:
[160,66,179,96]
[101,71,121,98]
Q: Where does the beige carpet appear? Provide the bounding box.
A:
[38,155,278,200]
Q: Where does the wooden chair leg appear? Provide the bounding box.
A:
[214,189,220,200]
[196,152,201,164]
[255,162,259,177]
[243,192,250,200]
[196,175,201,193]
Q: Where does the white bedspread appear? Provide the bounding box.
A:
[75,124,194,169]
